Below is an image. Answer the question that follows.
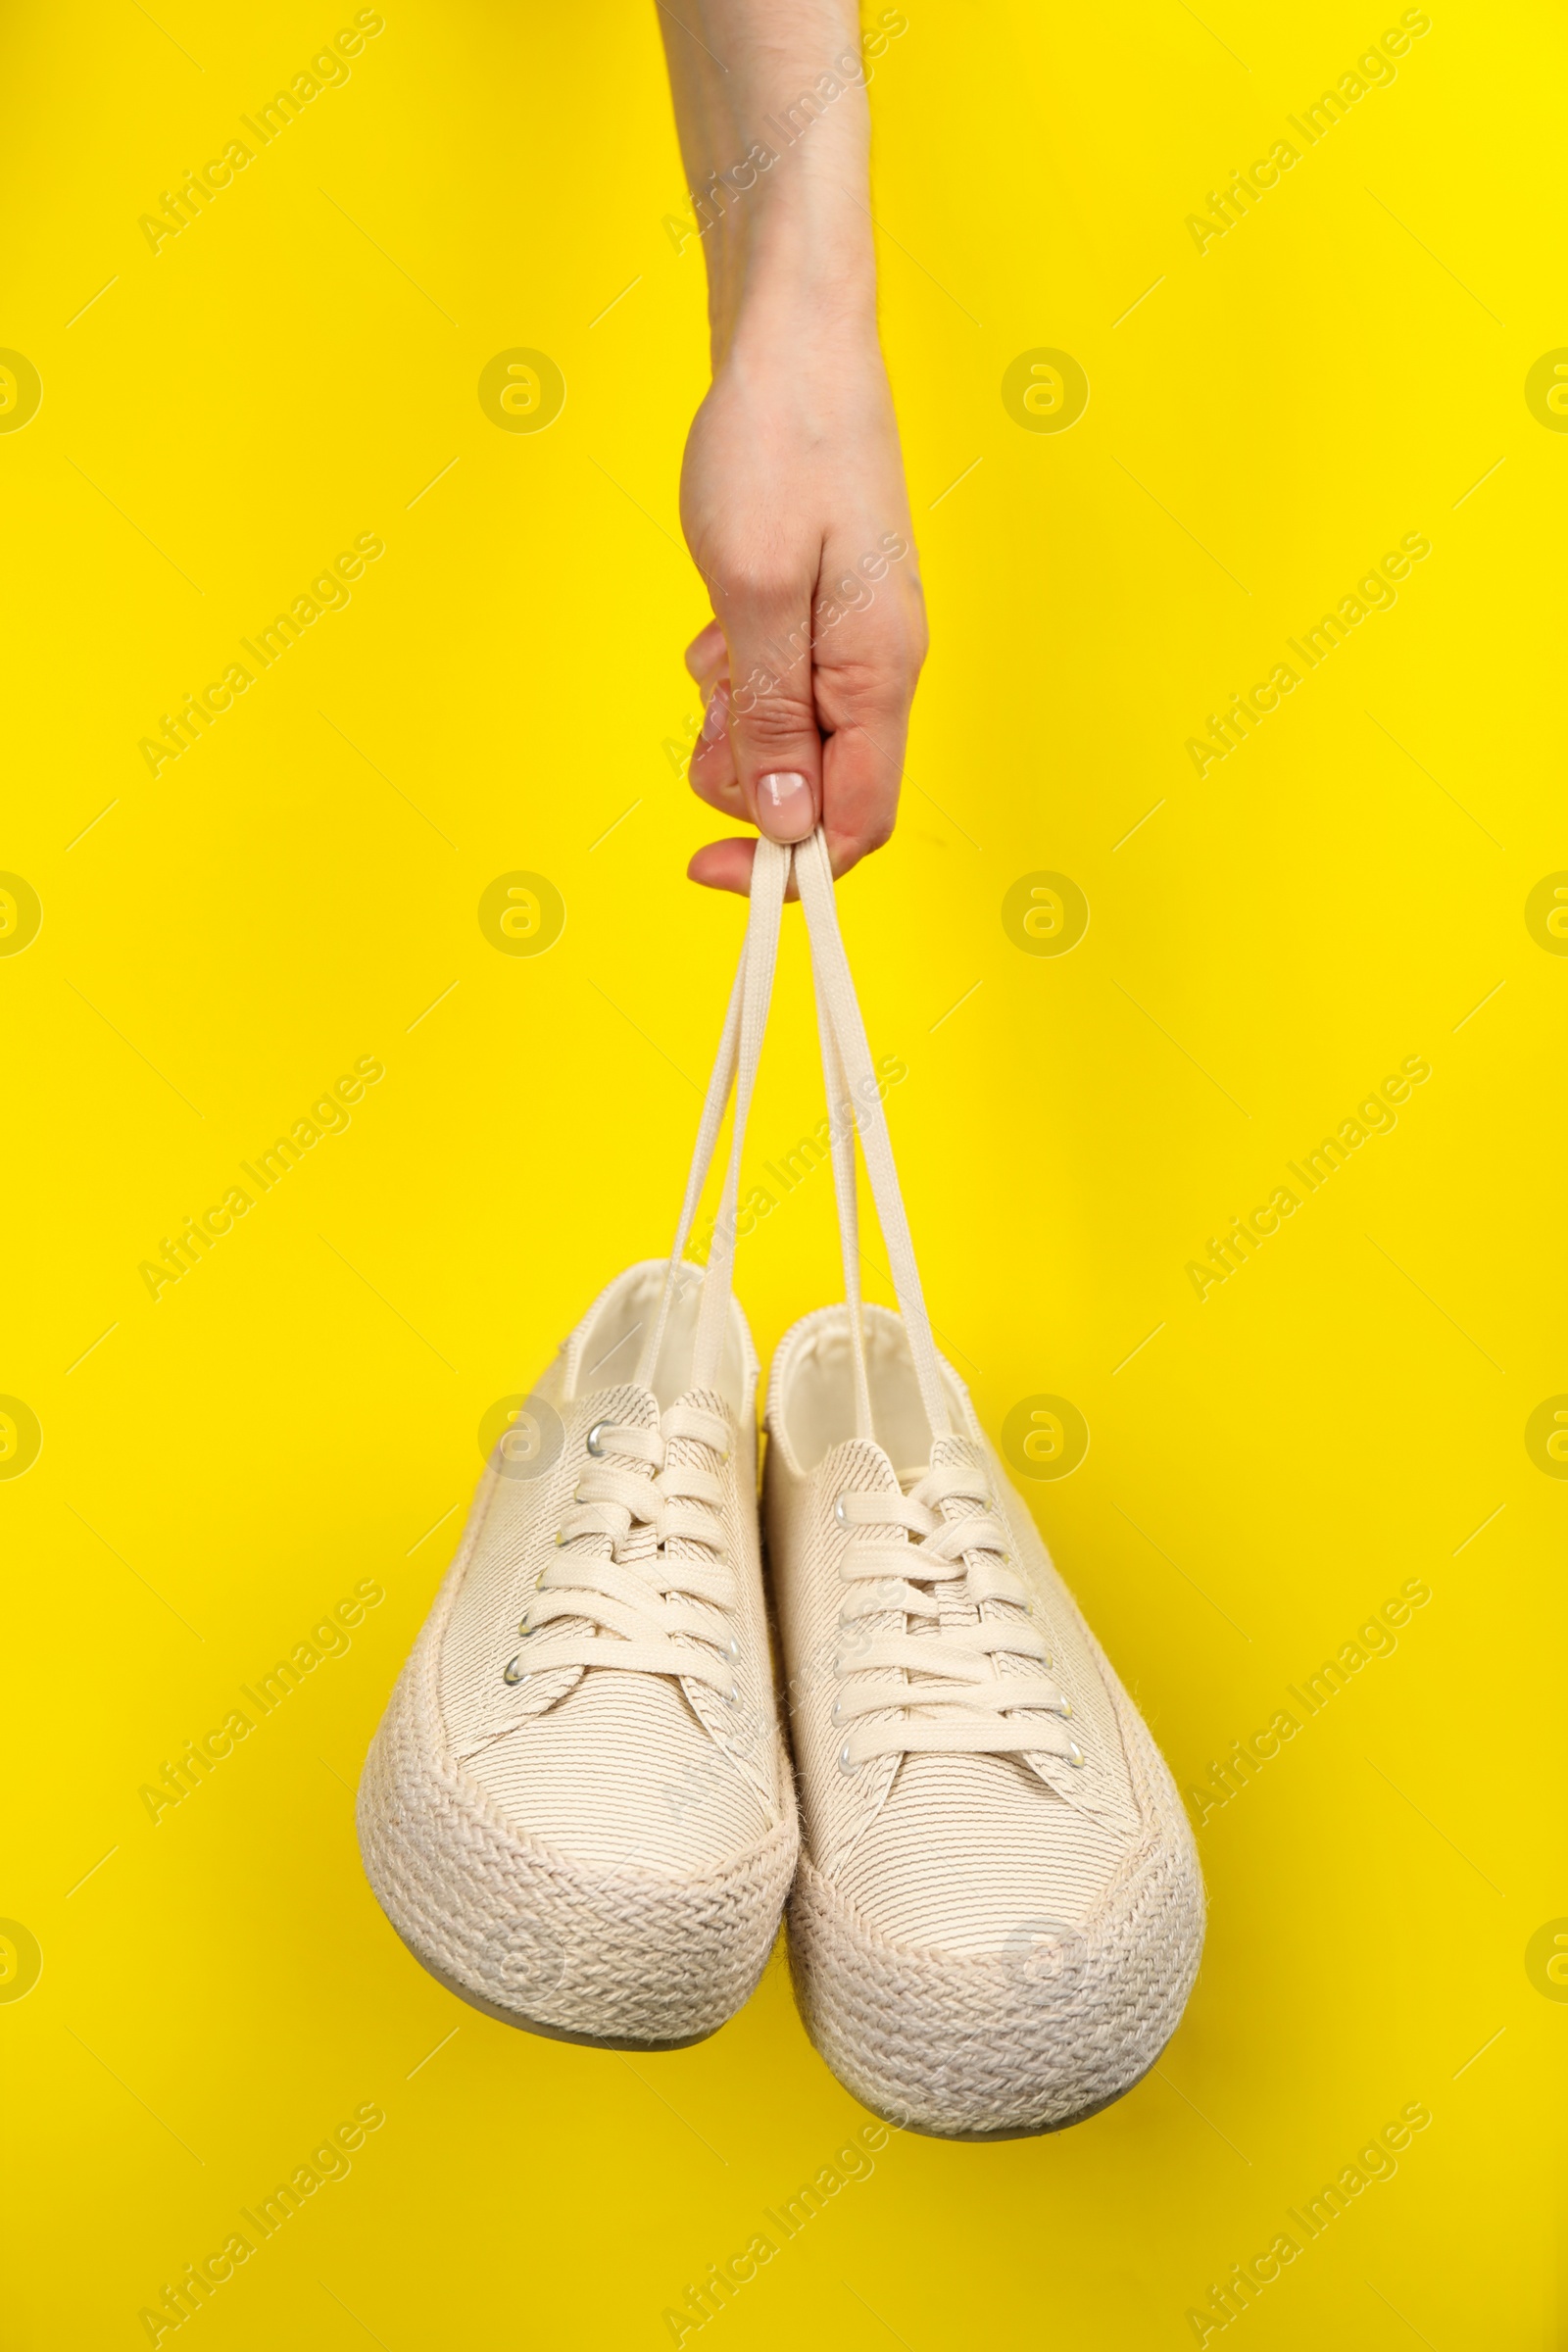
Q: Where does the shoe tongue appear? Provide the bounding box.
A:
[929,1430,985,1476]
[665,1385,732,1467]
[830,1436,902,1492]
[580,1380,660,1429]
[678,1382,728,1417]
[897,1431,984,1495]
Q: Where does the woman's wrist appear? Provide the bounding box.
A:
[701,136,876,364]
[708,224,875,368]
[657,0,877,365]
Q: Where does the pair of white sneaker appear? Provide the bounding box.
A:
[357,833,1203,2139]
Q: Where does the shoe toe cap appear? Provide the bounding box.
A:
[358,1644,796,2047]
[791,1793,1204,2137]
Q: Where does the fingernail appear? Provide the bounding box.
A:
[701,681,730,741]
[757,771,814,842]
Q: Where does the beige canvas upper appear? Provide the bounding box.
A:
[438,1280,779,1881]
[768,1308,1144,1947]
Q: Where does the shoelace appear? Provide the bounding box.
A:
[504,1405,743,1702]
[500,839,791,1704]
[791,829,1093,1778]
[831,1463,1082,1771]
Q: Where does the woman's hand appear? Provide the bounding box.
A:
[658,1,925,895]
[680,311,926,894]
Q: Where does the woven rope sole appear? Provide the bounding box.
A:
[387,1922,727,2050]
[357,1494,799,2049]
[786,1665,1204,2138]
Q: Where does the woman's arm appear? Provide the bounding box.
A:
[658,0,926,893]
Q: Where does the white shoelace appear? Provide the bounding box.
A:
[501,841,790,1701]
[794,830,952,1446]
[506,1404,742,1700]
[832,1466,1081,1770]
[791,829,1091,1776]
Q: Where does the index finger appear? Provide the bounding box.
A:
[684,618,727,692]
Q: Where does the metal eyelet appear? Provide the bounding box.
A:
[1065,1740,1086,1769]
[830,1697,845,1728]
[838,1740,858,1776]
[585,1420,611,1457]
[833,1495,852,1529]
[502,1655,528,1687]
[1057,1697,1073,1721]
[725,1633,742,1662]
[553,1528,567,1546]
[724,1682,741,1709]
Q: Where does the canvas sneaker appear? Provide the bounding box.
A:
[358,847,799,2048]
[763,831,1204,2135]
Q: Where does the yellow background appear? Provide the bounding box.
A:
[4,0,1563,2342]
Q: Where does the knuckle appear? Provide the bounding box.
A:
[734,690,816,752]
[820,653,917,721]
[713,556,811,611]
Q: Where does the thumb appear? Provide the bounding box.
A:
[719,583,822,846]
